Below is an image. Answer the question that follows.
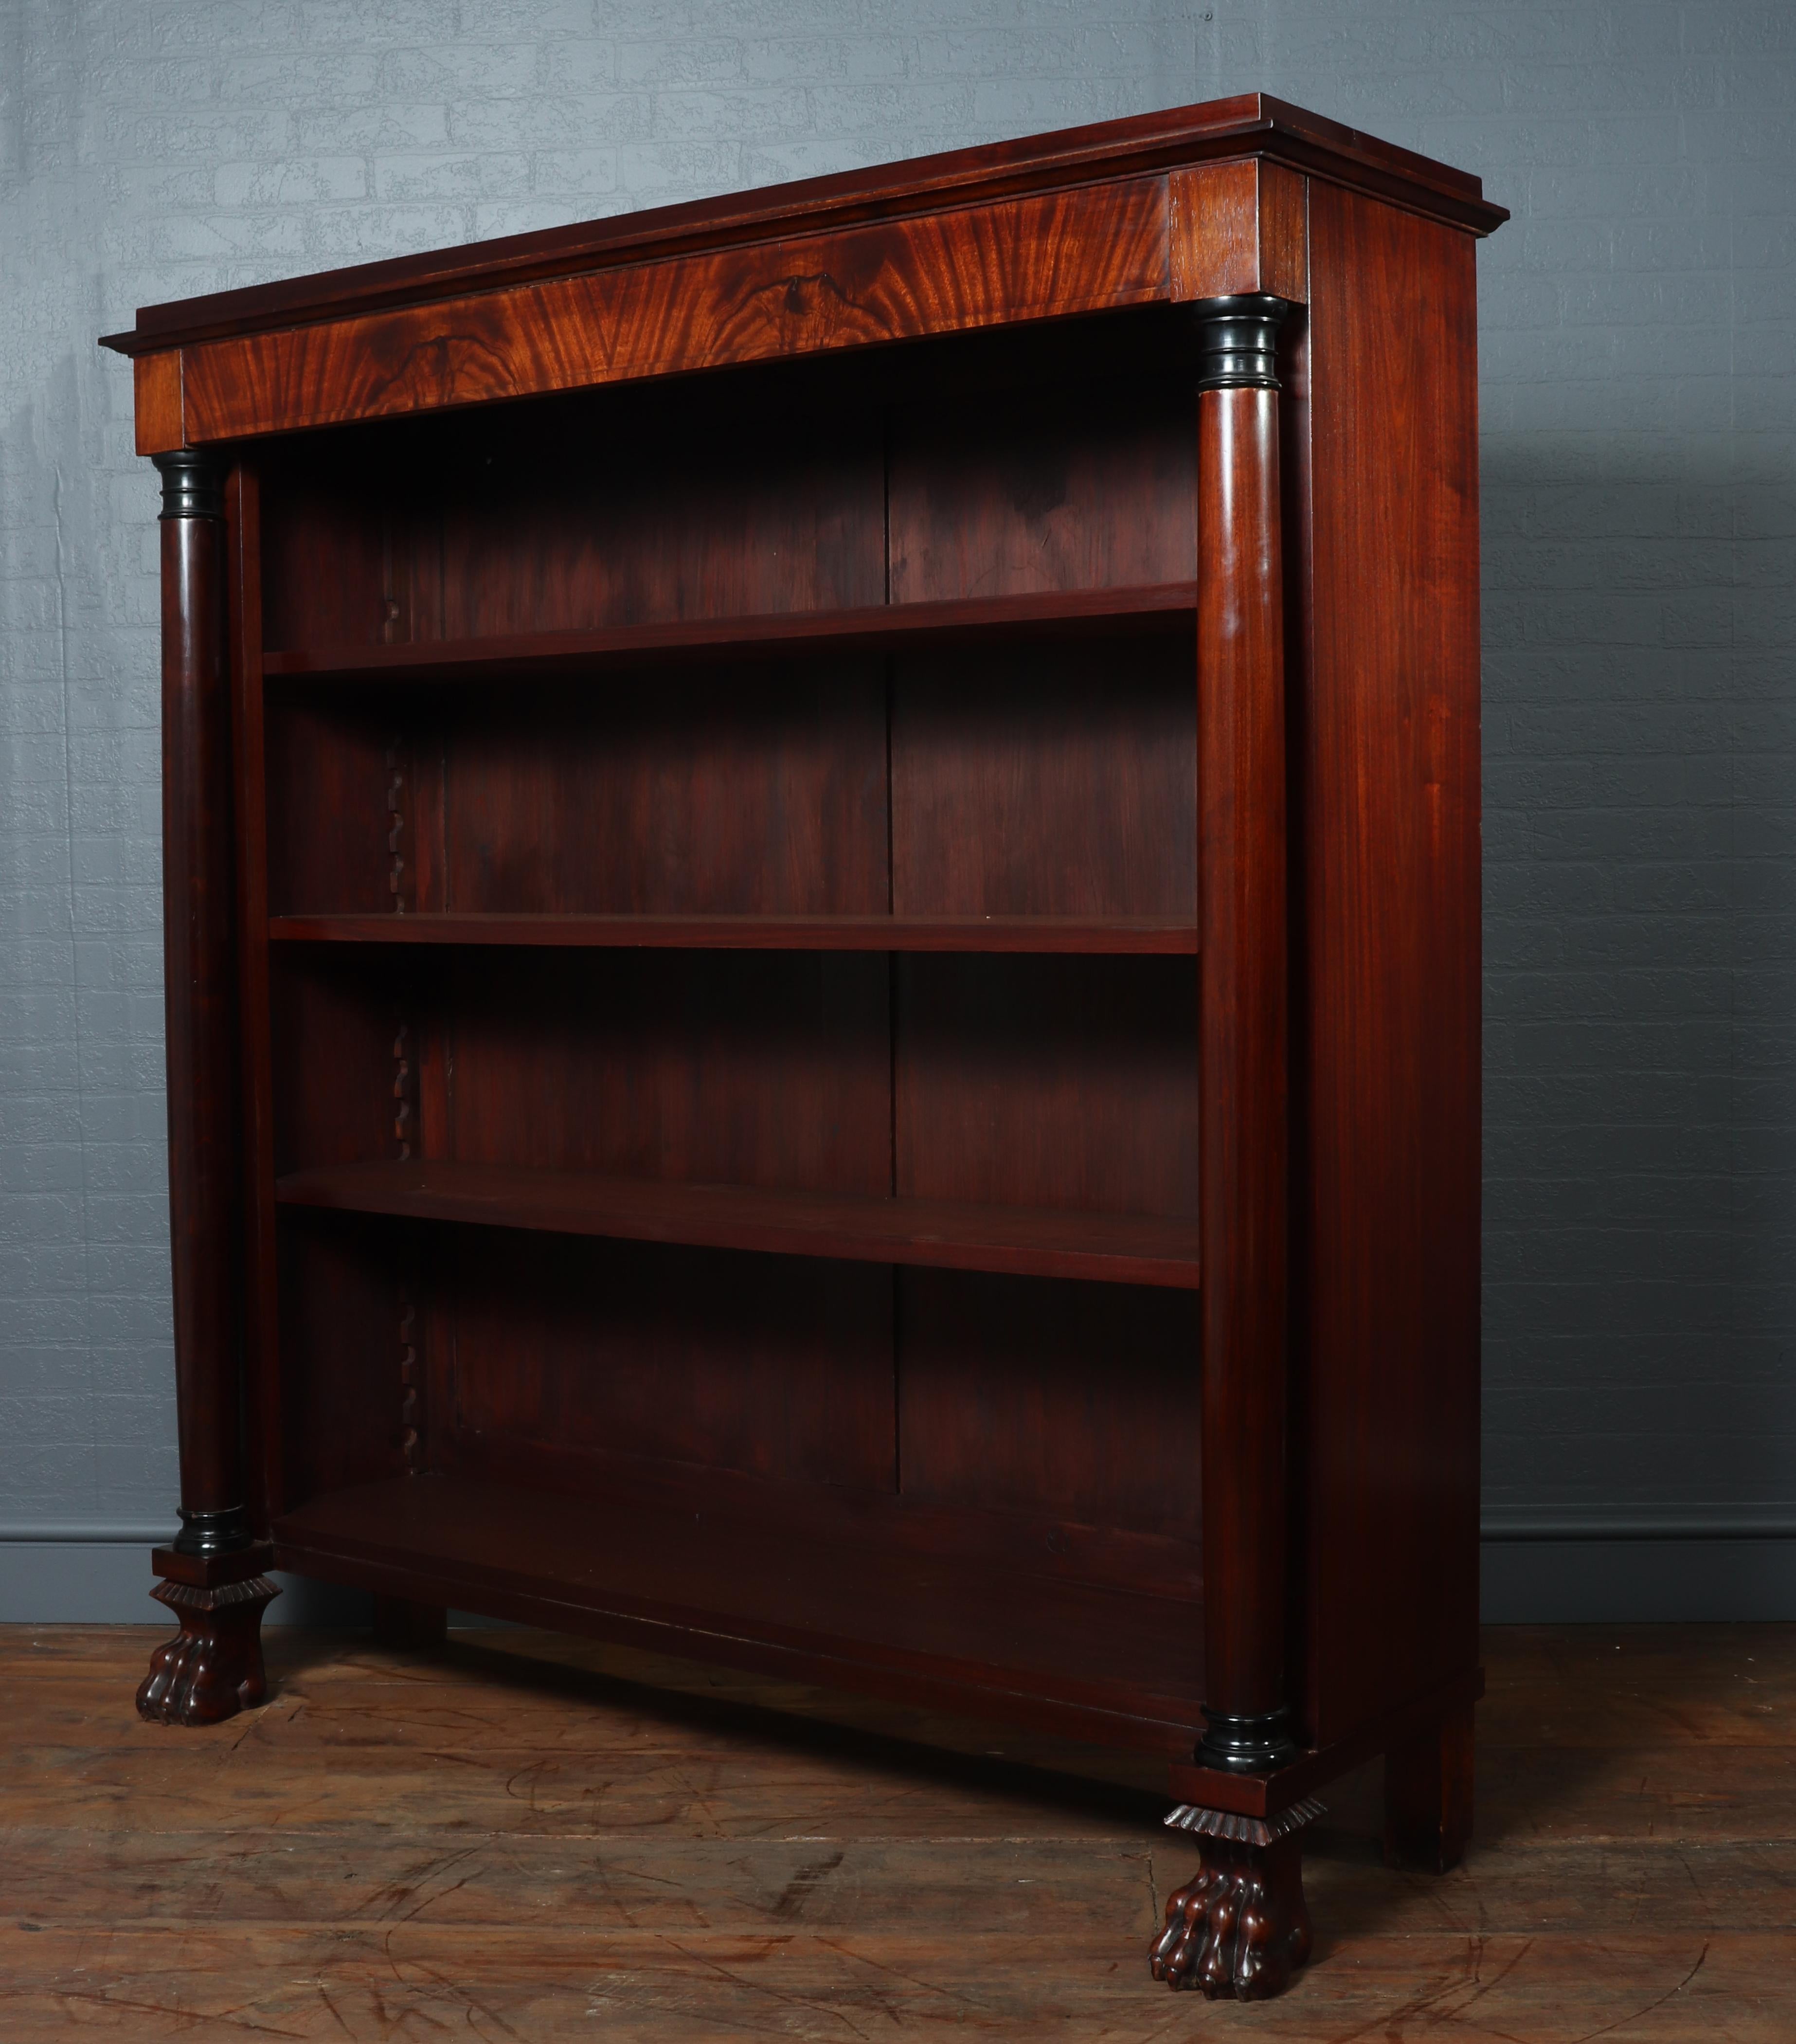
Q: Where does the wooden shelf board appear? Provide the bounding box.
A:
[274,1159,1201,1290]
[272,1471,1205,1748]
[268,912,1200,955]
[261,581,1198,684]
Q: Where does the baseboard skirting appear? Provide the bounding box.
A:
[1480,1506,1796,1542]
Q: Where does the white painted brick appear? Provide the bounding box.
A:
[302,202,475,259]
[379,46,543,98]
[299,0,460,43]
[375,151,532,200]
[647,86,811,138]
[741,36,916,85]
[219,53,384,101]
[448,91,649,146]
[534,42,622,90]
[292,102,452,151]
[528,149,619,196]
[470,199,597,238]
[618,37,748,87]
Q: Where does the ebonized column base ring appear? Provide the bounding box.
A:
[1150,1796,1324,2000]
[136,1574,279,1726]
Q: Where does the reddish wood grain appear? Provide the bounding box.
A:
[262,583,1199,678]
[898,1268,1203,1540]
[271,1470,1207,1743]
[1197,383,1292,1738]
[225,462,283,1529]
[895,955,1200,1222]
[438,949,893,1196]
[181,180,1173,443]
[267,913,1201,954]
[274,1158,1202,1290]
[888,392,1195,602]
[446,1230,895,1495]
[133,350,182,453]
[103,95,1501,363]
[1169,159,1307,304]
[449,1420,1202,1605]
[125,99,1498,2004]
[160,472,244,1530]
[1295,185,1483,1749]
[431,672,889,918]
[276,1213,417,1503]
[890,637,1196,922]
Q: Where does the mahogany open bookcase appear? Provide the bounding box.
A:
[103,94,1504,2002]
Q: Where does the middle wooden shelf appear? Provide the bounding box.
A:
[269,912,1199,954]
[274,1158,1201,1290]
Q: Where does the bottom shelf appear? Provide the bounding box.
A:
[273,1472,1205,1753]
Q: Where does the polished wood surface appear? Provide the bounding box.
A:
[179,178,1173,445]
[156,459,246,1550]
[273,1159,1203,1288]
[1169,157,1308,304]
[1197,375,1293,1755]
[3,1623,1788,2039]
[261,582,1198,681]
[1294,182,1485,1751]
[268,912,1199,954]
[117,96,1500,2001]
[110,94,1496,350]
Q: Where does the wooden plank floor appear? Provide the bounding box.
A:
[0,1622,1791,2039]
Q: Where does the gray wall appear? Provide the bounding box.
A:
[2,0,1792,1623]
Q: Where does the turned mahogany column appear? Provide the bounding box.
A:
[136,448,277,1727]
[1151,295,1311,2000]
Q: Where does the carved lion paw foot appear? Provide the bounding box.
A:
[1149,1808,1317,2000]
[136,1575,279,1726]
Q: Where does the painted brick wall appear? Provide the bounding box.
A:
[1,0,1791,1617]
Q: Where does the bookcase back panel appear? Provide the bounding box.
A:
[435,668,889,915]
[443,1231,894,1493]
[897,1269,1200,1540]
[891,634,1195,919]
[269,949,409,1176]
[264,691,399,917]
[419,404,886,641]
[259,469,389,651]
[277,1211,415,1504]
[896,955,1200,1219]
[259,315,1202,660]
[260,388,885,653]
[888,384,1194,602]
[442,950,893,1198]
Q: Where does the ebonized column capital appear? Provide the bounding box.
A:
[1187,294,1292,392]
[152,448,226,522]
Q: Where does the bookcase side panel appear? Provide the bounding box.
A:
[1297,188,1484,1748]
